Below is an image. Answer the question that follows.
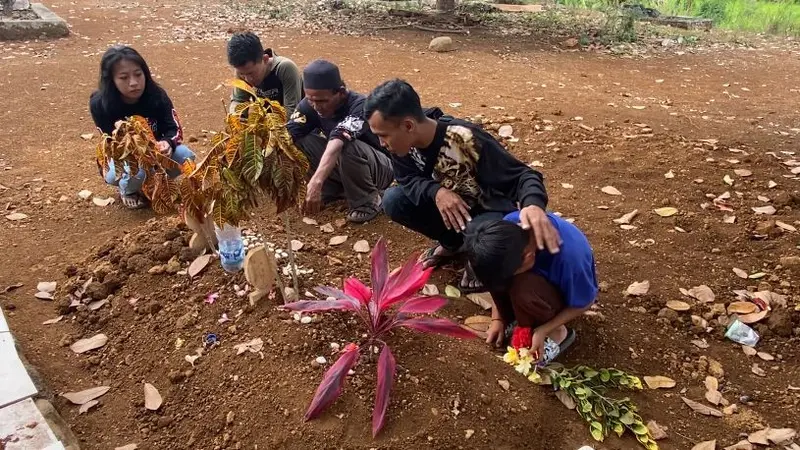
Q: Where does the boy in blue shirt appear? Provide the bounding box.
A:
[464,211,598,365]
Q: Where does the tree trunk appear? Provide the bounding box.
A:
[436,0,456,13]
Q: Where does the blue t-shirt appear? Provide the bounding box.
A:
[504,211,598,309]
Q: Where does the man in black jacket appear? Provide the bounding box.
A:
[286,60,393,223]
[364,79,561,291]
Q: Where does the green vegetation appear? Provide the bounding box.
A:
[548,0,800,36]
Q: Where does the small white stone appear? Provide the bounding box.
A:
[233,284,241,291]
[330,342,341,351]
[315,356,327,365]
[347,369,355,376]
[236,290,246,297]
[300,316,312,324]
[293,312,302,321]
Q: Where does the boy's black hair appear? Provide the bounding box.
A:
[95,45,167,112]
[464,220,530,291]
[364,78,427,123]
[227,32,265,67]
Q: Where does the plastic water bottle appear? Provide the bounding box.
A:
[215,224,245,273]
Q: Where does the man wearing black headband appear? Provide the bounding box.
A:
[286,59,393,223]
[227,32,303,117]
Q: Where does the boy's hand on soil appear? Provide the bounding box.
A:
[530,328,547,361]
[519,205,562,254]
[303,179,323,214]
[435,188,472,232]
[486,320,504,347]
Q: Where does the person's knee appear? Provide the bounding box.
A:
[382,187,412,220]
[173,144,196,163]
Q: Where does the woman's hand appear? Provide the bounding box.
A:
[156,140,172,155]
[486,319,505,347]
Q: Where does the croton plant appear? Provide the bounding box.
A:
[283,238,478,437]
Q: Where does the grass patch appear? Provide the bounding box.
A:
[550,0,800,36]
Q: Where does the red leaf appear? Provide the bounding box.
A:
[398,318,478,339]
[371,238,389,302]
[281,299,359,312]
[315,286,363,307]
[372,344,396,437]
[343,277,372,304]
[397,296,448,314]
[304,343,360,421]
[380,256,432,310]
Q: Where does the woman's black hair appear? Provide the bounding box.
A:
[94,45,167,112]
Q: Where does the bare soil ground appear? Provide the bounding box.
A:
[1,0,799,449]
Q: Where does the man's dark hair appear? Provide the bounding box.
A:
[364,79,427,123]
[227,32,265,67]
[464,220,530,291]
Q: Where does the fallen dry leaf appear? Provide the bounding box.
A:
[445,285,461,298]
[732,268,749,279]
[80,133,94,140]
[601,185,622,196]
[320,223,334,233]
[776,221,797,232]
[751,363,766,377]
[654,207,678,217]
[498,125,514,137]
[748,429,770,445]
[188,254,212,278]
[497,379,510,391]
[688,285,715,303]
[302,217,318,225]
[422,284,439,296]
[682,397,723,417]
[92,197,115,207]
[766,428,796,444]
[290,240,304,251]
[561,183,574,189]
[329,235,348,246]
[37,281,57,293]
[666,300,691,312]
[664,170,675,179]
[748,272,767,279]
[42,315,63,325]
[692,440,716,450]
[723,440,752,450]
[756,351,774,361]
[739,310,768,324]
[723,215,736,224]
[464,315,492,332]
[691,339,710,349]
[115,445,138,450]
[742,345,757,356]
[466,292,492,309]
[620,224,637,230]
[727,302,758,315]
[644,375,676,389]
[647,420,668,440]
[77,189,92,200]
[734,169,752,177]
[555,390,576,409]
[704,376,719,392]
[88,299,107,311]
[768,180,778,188]
[334,218,347,228]
[757,195,771,203]
[353,240,370,253]
[144,383,163,411]
[613,209,638,224]
[5,212,28,221]
[70,334,108,354]
[752,205,777,215]
[723,405,739,416]
[233,338,264,355]
[34,291,54,300]
[625,280,650,296]
[79,399,99,414]
[62,386,110,405]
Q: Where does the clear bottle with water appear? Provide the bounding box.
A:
[215,223,245,273]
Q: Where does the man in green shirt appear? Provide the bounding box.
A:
[227,32,303,116]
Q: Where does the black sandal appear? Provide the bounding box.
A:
[419,245,457,269]
[120,192,148,210]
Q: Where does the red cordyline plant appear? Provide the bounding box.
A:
[282,237,478,437]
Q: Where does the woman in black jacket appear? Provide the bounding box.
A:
[89,45,195,209]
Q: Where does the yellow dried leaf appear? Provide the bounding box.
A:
[666,300,691,312]
[704,376,719,392]
[464,315,492,332]
[644,375,676,389]
[654,207,678,217]
[727,301,758,315]
[62,386,110,405]
[445,285,462,298]
[682,397,723,417]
